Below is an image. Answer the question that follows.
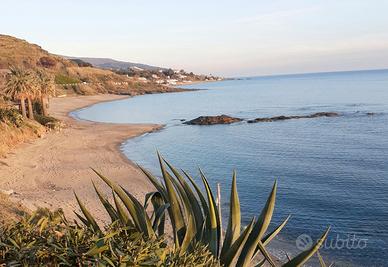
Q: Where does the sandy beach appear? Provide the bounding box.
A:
[0,94,161,221]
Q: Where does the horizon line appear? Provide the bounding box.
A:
[233,67,388,79]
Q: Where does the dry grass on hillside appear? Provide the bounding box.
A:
[0,35,73,70]
[0,120,46,158]
[66,66,128,84]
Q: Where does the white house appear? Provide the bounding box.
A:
[130,66,144,71]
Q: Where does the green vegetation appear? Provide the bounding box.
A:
[0,154,330,266]
[3,67,35,118]
[34,114,61,130]
[36,69,55,116]
[54,74,80,85]
[1,66,58,122]
[0,208,218,266]
[0,108,24,127]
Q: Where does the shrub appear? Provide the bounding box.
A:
[34,114,62,130]
[0,208,220,266]
[0,108,24,127]
[38,56,57,68]
[70,59,93,67]
[54,74,79,85]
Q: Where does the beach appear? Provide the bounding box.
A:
[0,94,161,222]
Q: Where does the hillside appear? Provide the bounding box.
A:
[0,35,179,96]
[0,35,74,70]
[65,56,164,71]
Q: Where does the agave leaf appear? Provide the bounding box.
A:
[157,153,186,247]
[255,240,277,267]
[256,180,277,238]
[152,203,169,235]
[92,169,153,237]
[74,192,100,232]
[183,169,210,234]
[92,169,140,227]
[199,168,220,256]
[262,215,291,246]
[144,191,159,209]
[179,212,197,255]
[148,191,167,235]
[237,180,277,267]
[221,218,255,267]
[112,191,132,226]
[221,171,241,259]
[162,166,199,253]
[164,160,205,228]
[92,181,119,223]
[282,227,330,267]
[255,258,267,267]
[74,211,89,226]
[121,186,155,236]
[317,250,327,267]
[138,165,168,200]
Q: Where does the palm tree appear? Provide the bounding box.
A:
[25,72,38,120]
[36,69,55,116]
[26,92,36,120]
[3,67,35,119]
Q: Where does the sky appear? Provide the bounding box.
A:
[1,0,388,76]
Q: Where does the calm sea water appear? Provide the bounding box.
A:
[73,69,388,266]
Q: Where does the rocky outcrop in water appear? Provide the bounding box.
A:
[184,115,242,125]
[247,112,339,123]
[184,112,341,125]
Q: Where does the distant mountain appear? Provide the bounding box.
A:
[64,57,165,71]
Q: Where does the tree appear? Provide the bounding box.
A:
[2,67,35,118]
[36,69,55,116]
[25,74,38,120]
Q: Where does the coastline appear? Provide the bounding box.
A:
[0,94,164,222]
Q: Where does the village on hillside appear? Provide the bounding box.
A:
[114,65,222,86]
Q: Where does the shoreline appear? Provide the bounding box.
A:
[0,89,342,265]
[0,94,165,221]
[67,95,167,171]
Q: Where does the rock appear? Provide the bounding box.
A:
[308,112,339,118]
[247,112,339,123]
[184,115,242,125]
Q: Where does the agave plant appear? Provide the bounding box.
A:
[75,153,330,267]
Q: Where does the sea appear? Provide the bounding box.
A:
[72,69,388,266]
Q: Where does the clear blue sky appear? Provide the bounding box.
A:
[2,0,388,76]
